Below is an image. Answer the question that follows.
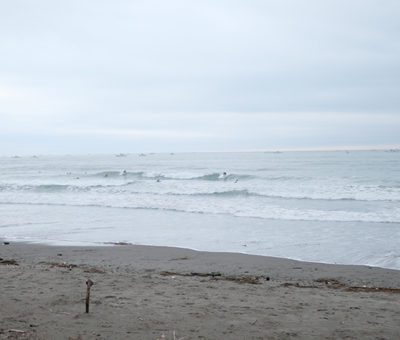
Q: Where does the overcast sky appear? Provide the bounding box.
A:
[1,0,399,154]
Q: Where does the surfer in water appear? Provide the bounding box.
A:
[219,171,228,180]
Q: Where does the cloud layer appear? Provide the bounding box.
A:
[1,0,399,153]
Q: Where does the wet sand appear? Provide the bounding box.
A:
[1,242,400,339]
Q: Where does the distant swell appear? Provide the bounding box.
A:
[31,184,70,192]
[173,190,400,202]
[201,189,251,197]
[0,183,136,193]
[1,184,399,202]
[0,184,73,192]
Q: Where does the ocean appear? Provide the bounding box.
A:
[0,150,399,269]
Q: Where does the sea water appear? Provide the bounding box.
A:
[0,151,399,269]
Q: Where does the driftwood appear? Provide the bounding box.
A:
[85,279,94,313]
[0,259,19,265]
[8,329,26,333]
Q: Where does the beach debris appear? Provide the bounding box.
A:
[85,279,94,313]
[160,271,266,284]
[192,272,221,277]
[8,329,26,333]
[346,286,400,293]
[219,275,262,285]
[103,242,133,246]
[281,282,318,289]
[161,271,222,278]
[57,253,62,256]
[169,257,189,261]
[314,277,345,288]
[0,259,18,265]
[43,262,78,270]
[38,261,105,274]
[281,278,400,294]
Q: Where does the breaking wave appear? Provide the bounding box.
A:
[88,171,255,181]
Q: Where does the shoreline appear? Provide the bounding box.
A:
[3,234,400,272]
[3,201,398,271]
[3,238,400,274]
[1,241,400,339]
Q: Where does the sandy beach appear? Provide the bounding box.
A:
[1,241,399,340]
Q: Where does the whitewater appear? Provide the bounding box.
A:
[1,151,399,269]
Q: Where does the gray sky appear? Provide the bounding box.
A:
[1,0,399,154]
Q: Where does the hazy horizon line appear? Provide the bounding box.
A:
[2,144,399,157]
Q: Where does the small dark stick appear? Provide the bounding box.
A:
[85,279,94,313]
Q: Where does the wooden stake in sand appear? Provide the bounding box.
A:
[85,279,94,313]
